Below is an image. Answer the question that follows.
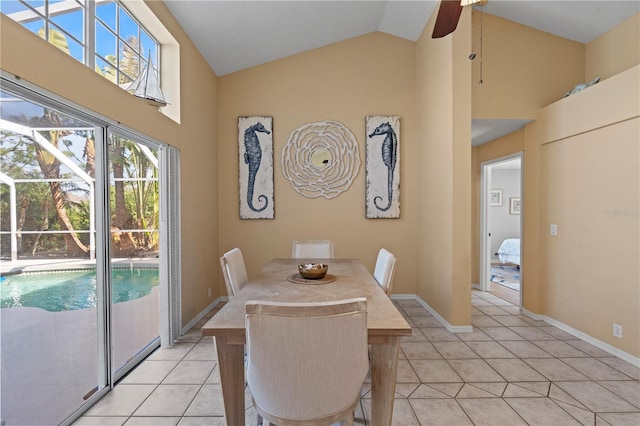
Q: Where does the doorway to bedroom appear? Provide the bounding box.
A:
[480,153,522,305]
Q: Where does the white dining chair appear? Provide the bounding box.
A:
[374,248,396,297]
[245,297,368,426]
[220,247,249,298]
[291,240,334,259]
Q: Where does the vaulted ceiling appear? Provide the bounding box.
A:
[165,1,638,76]
[164,1,638,145]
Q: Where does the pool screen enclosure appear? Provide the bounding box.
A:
[0,75,180,426]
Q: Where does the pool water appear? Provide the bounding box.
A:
[1,269,159,311]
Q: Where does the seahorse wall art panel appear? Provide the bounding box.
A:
[366,116,400,219]
[238,116,274,219]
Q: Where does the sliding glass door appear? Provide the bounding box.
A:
[0,89,104,425]
[108,132,160,379]
[0,79,178,424]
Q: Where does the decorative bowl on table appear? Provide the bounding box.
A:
[298,263,328,280]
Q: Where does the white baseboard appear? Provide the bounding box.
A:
[392,294,639,365]
[181,296,228,336]
[187,294,638,368]
[391,294,473,333]
[521,308,640,368]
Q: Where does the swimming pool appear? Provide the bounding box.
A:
[0,269,159,311]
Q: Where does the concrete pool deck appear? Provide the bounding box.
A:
[1,257,161,424]
[0,257,159,275]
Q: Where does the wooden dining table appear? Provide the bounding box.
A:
[201,258,412,425]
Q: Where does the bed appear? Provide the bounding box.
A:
[497,238,521,266]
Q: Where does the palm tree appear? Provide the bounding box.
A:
[110,136,133,229]
[34,114,89,256]
[125,142,159,250]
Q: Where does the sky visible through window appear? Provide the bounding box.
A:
[1,0,158,83]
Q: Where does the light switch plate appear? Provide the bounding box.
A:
[550,224,558,236]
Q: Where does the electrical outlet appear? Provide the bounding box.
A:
[613,323,622,338]
[208,288,212,298]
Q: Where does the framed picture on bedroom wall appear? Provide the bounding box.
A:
[510,197,521,214]
[490,189,503,206]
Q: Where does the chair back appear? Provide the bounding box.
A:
[291,240,334,259]
[220,248,249,297]
[245,298,368,425]
[374,248,396,297]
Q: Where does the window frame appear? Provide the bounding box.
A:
[2,0,161,91]
[93,1,161,88]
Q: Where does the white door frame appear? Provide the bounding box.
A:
[480,152,523,303]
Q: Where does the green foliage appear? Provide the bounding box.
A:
[66,202,91,234]
[1,133,41,179]
[1,23,160,258]
[109,137,159,250]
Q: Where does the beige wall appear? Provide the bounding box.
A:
[586,13,640,81]
[471,12,585,120]
[521,120,543,314]
[540,66,639,356]
[470,13,640,345]
[469,12,587,308]
[4,1,637,356]
[216,32,418,295]
[467,9,587,324]
[416,8,472,327]
[471,69,639,357]
[0,1,220,325]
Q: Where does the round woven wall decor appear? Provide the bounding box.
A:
[281,120,361,199]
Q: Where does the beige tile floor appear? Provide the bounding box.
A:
[75,290,640,425]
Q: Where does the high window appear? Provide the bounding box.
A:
[1,0,160,89]
[1,0,88,62]
[95,1,160,87]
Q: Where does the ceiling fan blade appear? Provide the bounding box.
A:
[432,0,464,38]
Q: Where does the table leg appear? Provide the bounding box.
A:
[369,336,401,426]
[214,336,245,426]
